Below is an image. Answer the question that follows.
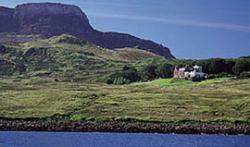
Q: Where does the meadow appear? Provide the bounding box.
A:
[0,77,249,124]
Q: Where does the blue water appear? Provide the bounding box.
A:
[0,131,250,147]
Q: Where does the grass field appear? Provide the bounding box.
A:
[1,77,249,123]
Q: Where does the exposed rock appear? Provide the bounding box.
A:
[14,3,93,37]
[0,6,16,32]
[0,119,249,135]
[89,32,174,58]
[0,3,174,58]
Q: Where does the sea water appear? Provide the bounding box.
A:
[0,131,249,147]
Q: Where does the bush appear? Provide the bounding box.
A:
[107,66,140,85]
[207,73,233,79]
[138,62,174,82]
[233,59,250,75]
[197,58,235,74]
[0,59,16,75]
[139,64,158,81]
[156,63,174,78]
[113,76,130,85]
[238,72,250,79]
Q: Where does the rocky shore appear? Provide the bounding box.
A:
[0,119,250,135]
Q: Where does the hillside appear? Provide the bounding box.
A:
[0,34,165,82]
[0,3,174,59]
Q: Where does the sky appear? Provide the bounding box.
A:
[1,0,250,59]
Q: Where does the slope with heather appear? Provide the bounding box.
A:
[0,34,165,82]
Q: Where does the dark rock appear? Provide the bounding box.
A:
[0,118,250,134]
[13,3,93,38]
[89,31,174,59]
[0,6,16,32]
[0,3,174,59]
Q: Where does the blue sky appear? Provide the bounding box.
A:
[1,0,250,59]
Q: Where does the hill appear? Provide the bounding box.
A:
[0,3,174,59]
[0,34,165,82]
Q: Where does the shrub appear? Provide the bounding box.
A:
[156,63,174,78]
[139,64,158,81]
[198,58,234,74]
[107,66,140,85]
[0,59,16,75]
[238,72,250,79]
[233,59,250,75]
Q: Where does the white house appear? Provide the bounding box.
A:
[174,65,208,81]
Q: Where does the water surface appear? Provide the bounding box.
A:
[0,131,249,147]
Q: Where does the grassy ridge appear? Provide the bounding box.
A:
[0,77,249,123]
[0,34,164,82]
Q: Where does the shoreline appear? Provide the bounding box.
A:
[0,119,250,135]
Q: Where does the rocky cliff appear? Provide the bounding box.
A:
[0,6,16,32]
[0,3,174,58]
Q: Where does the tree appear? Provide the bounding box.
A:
[196,58,235,75]
[107,66,140,85]
[233,59,250,75]
[156,63,174,78]
[140,64,158,81]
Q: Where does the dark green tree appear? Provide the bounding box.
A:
[107,66,140,85]
[233,59,250,75]
[156,63,174,78]
[140,64,158,81]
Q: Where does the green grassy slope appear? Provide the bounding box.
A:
[0,77,249,123]
[0,34,164,82]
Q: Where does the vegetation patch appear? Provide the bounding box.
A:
[0,77,250,124]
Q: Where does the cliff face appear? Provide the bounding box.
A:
[13,3,93,37]
[0,6,16,32]
[0,3,174,58]
[90,32,174,58]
